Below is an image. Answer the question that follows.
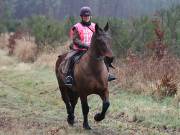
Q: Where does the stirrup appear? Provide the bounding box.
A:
[64,76,73,86]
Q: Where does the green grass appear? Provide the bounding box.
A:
[109,90,179,128]
[0,50,179,135]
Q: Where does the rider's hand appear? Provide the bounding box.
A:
[83,44,89,50]
[69,43,73,50]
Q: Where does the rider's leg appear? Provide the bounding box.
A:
[64,51,78,86]
[64,57,73,86]
[104,57,116,81]
[65,50,90,85]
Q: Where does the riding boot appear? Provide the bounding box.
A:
[108,73,116,81]
[104,57,116,82]
[64,58,73,87]
[64,53,78,87]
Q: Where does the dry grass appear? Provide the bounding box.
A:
[0,33,9,49]
[35,53,59,69]
[0,33,70,67]
[14,39,37,62]
[1,32,179,100]
[115,54,180,99]
[35,41,70,69]
[0,33,38,62]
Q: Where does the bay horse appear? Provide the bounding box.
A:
[55,23,113,129]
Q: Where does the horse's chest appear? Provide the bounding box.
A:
[75,75,107,91]
[74,63,108,91]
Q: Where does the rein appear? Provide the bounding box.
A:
[87,26,95,33]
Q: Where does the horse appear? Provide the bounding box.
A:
[55,22,113,129]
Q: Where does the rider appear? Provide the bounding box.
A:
[64,6,116,86]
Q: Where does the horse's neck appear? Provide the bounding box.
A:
[75,46,108,84]
[85,48,105,70]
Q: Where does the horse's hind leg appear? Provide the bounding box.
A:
[59,86,74,125]
[94,90,110,122]
[80,96,91,130]
[68,90,79,124]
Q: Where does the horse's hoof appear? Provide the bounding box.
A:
[67,118,74,126]
[94,113,105,122]
[83,123,91,130]
[67,115,75,126]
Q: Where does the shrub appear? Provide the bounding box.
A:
[14,39,37,62]
[0,33,9,49]
[26,16,68,49]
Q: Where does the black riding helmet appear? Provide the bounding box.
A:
[80,6,92,16]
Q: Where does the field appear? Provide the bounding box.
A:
[0,49,179,135]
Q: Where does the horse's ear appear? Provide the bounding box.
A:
[104,22,109,32]
[95,23,99,33]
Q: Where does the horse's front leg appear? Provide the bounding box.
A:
[94,90,110,122]
[80,96,91,130]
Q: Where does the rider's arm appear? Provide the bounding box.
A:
[72,28,89,49]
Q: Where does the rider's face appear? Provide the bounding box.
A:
[82,16,91,22]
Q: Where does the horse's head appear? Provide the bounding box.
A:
[91,22,113,58]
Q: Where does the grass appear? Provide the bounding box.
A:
[0,49,180,135]
[109,90,179,128]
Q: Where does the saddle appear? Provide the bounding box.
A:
[59,51,85,76]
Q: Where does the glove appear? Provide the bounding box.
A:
[69,43,73,50]
[83,44,89,49]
